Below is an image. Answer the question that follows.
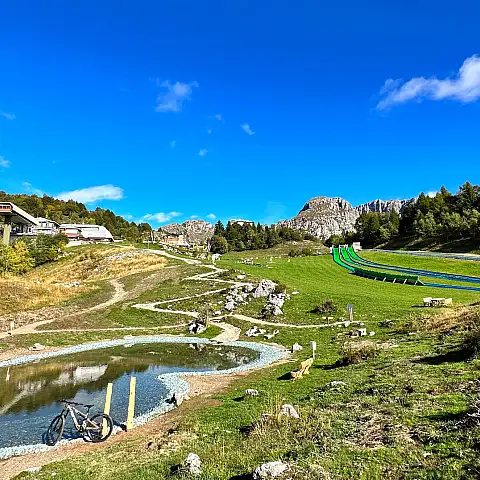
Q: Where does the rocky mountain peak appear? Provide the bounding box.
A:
[157,220,214,245]
[278,195,415,239]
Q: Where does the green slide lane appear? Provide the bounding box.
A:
[332,247,355,272]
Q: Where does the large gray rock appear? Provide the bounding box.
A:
[253,280,276,298]
[184,453,202,475]
[253,461,289,479]
[277,196,415,240]
[279,404,300,418]
[156,220,214,245]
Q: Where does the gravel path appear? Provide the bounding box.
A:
[230,313,362,329]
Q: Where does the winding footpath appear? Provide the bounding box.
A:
[2,246,358,346]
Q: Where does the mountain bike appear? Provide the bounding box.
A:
[46,399,113,446]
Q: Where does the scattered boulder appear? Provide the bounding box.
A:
[244,284,255,293]
[28,343,45,351]
[253,280,276,298]
[262,292,290,317]
[224,300,236,311]
[245,326,258,337]
[369,331,375,336]
[326,380,347,389]
[172,391,189,407]
[253,461,289,479]
[245,389,259,398]
[188,322,207,334]
[291,343,303,352]
[183,453,202,475]
[279,404,299,418]
[264,329,280,340]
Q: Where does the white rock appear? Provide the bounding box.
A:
[224,300,236,311]
[184,453,202,475]
[326,380,347,388]
[253,461,289,479]
[245,389,259,397]
[291,291,300,295]
[369,331,375,336]
[291,343,303,352]
[28,343,45,351]
[279,404,299,418]
[359,328,367,336]
[245,326,258,337]
[253,280,276,298]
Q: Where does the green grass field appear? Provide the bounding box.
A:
[12,246,480,479]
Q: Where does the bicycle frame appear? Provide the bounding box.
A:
[64,404,99,432]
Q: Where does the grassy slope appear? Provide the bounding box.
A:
[15,248,480,479]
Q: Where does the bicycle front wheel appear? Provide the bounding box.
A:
[46,414,65,446]
[85,413,113,443]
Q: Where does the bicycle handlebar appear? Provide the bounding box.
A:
[60,399,82,406]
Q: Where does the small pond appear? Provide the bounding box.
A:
[0,341,258,450]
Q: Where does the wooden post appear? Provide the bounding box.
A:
[9,320,14,336]
[126,376,136,431]
[103,382,113,436]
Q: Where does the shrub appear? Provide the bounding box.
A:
[301,247,314,256]
[462,326,480,358]
[288,248,301,257]
[338,341,378,366]
[312,299,338,314]
[0,240,35,275]
[274,283,288,294]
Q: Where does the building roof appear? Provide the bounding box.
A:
[0,202,39,226]
[36,217,60,227]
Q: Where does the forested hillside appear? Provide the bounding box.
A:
[329,182,480,248]
[0,192,151,240]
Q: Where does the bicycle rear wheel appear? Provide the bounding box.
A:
[46,414,65,446]
[85,413,113,443]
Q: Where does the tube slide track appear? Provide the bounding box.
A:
[348,247,480,285]
[332,247,480,292]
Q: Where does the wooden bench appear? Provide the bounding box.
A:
[290,357,314,380]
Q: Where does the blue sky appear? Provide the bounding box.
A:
[1,1,479,226]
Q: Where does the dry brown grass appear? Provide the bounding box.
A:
[0,246,168,316]
[411,306,480,332]
[0,277,91,316]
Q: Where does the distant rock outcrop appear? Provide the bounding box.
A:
[158,220,214,245]
[278,196,415,240]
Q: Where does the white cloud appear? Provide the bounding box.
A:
[427,191,438,198]
[156,80,199,112]
[170,140,176,148]
[1,112,16,120]
[57,185,124,203]
[190,215,199,219]
[241,123,255,135]
[199,149,208,156]
[142,212,182,224]
[211,113,222,121]
[22,182,43,196]
[206,213,216,220]
[377,55,480,110]
[0,156,9,168]
[207,129,212,135]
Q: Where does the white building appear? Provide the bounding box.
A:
[59,224,114,242]
[34,217,60,236]
[230,219,255,227]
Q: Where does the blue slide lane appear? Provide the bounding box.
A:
[347,247,480,285]
[336,247,480,292]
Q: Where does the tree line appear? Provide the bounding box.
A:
[0,191,152,241]
[326,182,480,247]
[0,234,67,275]
[209,221,315,253]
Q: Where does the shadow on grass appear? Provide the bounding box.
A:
[415,348,470,365]
[427,411,466,422]
[229,474,253,480]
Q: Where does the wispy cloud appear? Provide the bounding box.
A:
[206,213,216,220]
[199,149,208,157]
[142,212,181,224]
[156,80,199,112]
[377,55,480,110]
[207,129,212,135]
[22,182,43,196]
[57,185,124,203]
[1,112,16,120]
[0,156,10,168]
[210,113,223,121]
[190,215,199,219]
[170,140,176,148]
[241,123,255,135]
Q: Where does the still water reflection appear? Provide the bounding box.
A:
[0,342,257,449]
